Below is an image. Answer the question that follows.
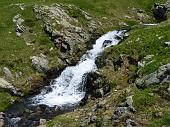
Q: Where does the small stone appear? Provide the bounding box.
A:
[39,119,47,125]
[90,115,97,123]
[164,42,170,46]
[148,93,154,96]
[154,112,163,118]
[126,96,133,107]
[126,119,137,127]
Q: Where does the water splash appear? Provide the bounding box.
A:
[32,30,126,107]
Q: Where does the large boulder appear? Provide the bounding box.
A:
[33,4,97,56]
[30,54,50,73]
[136,63,170,88]
[85,71,111,99]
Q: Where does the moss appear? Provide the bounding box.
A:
[133,87,157,110]
[0,92,14,111]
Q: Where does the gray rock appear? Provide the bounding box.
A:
[13,14,26,37]
[90,115,97,123]
[0,119,5,127]
[164,41,170,46]
[126,96,133,107]
[15,72,23,79]
[0,112,5,119]
[0,78,15,90]
[2,67,13,78]
[0,78,19,95]
[33,4,96,59]
[39,119,47,125]
[126,119,137,127]
[30,54,50,73]
[112,96,136,124]
[136,63,170,88]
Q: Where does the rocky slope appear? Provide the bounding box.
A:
[0,0,170,127]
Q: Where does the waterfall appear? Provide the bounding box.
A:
[32,30,126,107]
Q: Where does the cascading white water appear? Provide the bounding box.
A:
[32,30,126,107]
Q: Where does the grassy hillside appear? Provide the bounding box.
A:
[0,0,170,127]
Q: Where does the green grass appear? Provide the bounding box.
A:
[102,22,170,75]
[133,86,157,110]
[0,92,13,111]
[148,114,170,127]
[47,115,78,127]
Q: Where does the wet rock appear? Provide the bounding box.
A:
[2,67,13,79]
[136,63,170,88]
[30,54,50,73]
[102,40,112,47]
[153,3,167,21]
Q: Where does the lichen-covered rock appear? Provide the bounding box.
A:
[136,63,170,88]
[0,78,18,96]
[13,14,26,37]
[2,67,13,79]
[30,54,50,73]
[0,78,14,90]
[33,4,97,56]
[112,96,136,125]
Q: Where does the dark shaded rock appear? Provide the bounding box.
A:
[113,56,124,71]
[153,3,167,21]
[85,71,111,99]
[102,40,112,47]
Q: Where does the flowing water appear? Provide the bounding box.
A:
[5,30,126,127]
[31,30,126,107]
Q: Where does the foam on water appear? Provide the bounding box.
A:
[32,30,125,107]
